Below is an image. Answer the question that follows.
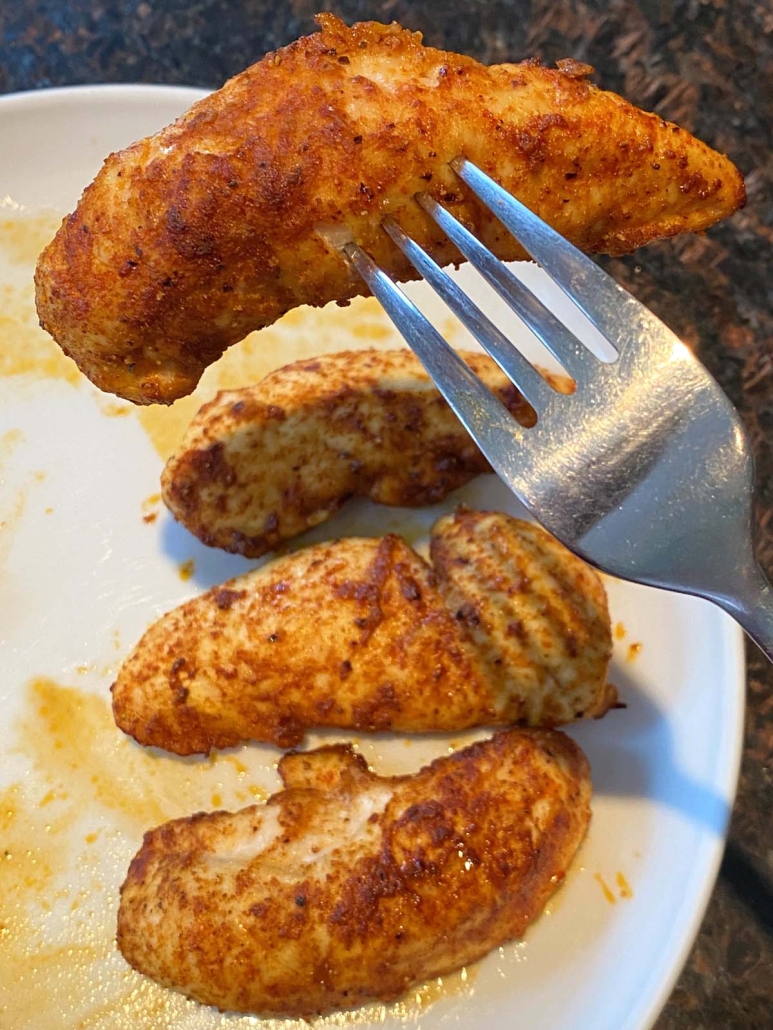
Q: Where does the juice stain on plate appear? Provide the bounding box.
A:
[178,558,196,580]
[0,212,81,385]
[594,871,633,904]
[616,872,633,899]
[0,430,30,568]
[141,492,162,524]
[99,401,132,418]
[0,427,24,459]
[614,621,626,641]
[626,642,643,662]
[0,678,475,1029]
[0,679,280,1030]
[16,679,269,828]
[0,211,61,266]
[594,873,617,904]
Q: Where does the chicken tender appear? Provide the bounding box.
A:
[117,729,591,1016]
[35,15,744,405]
[161,348,571,558]
[111,509,613,754]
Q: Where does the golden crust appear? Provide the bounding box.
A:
[35,15,744,404]
[161,348,573,557]
[117,729,592,1016]
[111,509,613,754]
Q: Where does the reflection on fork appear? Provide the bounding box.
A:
[339,157,773,662]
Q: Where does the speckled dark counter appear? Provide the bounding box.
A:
[1,1,771,1025]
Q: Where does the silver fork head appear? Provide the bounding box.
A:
[339,160,767,644]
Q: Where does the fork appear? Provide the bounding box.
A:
[339,157,773,661]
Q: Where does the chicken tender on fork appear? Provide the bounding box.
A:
[35,14,744,404]
[117,729,592,1016]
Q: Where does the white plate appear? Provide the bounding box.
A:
[0,85,745,1030]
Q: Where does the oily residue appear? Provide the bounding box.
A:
[99,401,132,418]
[1,678,274,1030]
[626,642,643,662]
[15,678,272,827]
[594,872,617,905]
[0,427,23,460]
[0,212,62,267]
[178,558,196,581]
[594,870,633,905]
[0,212,81,385]
[616,872,633,899]
[1,678,477,1028]
[0,429,29,569]
[141,492,162,525]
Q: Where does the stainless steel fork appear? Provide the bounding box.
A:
[340,157,773,661]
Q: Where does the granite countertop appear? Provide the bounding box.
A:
[1,0,771,1026]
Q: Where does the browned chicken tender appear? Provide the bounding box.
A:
[35,15,744,405]
[117,729,591,1016]
[111,510,614,754]
[161,348,572,558]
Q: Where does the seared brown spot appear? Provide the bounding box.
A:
[188,442,236,488]
[212,587,246,610]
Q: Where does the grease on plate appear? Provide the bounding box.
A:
[626,642,643,662]
[594,872,634,905]
[100,401,132,418]
[0,679,276,1029]
[141,492,161,525]
[178,558,196,581]
[0,212,81,385]
[594,873,617,905]
[615,872,633,899]
[0,678,478,1028]
[0,429,34,569]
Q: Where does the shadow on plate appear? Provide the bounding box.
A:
[568,660,730,836]
[157,474,528,591]
[133,677,729,841]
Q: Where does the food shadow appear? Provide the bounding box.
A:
[157,459,540,587]
[159,508,256,588]
[567,660,730,836]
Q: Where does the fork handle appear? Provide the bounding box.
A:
[716,561,773,663]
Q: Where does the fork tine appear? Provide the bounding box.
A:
[451,156,677,359]
[381,215,557,411]
[341,240,531,494]
[415,191,599,384]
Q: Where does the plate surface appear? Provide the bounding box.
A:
[0,85,745,1030]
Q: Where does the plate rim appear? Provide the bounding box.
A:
[633,619,745,1030]
[0,81,748,1030]
[0,81,210,108]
